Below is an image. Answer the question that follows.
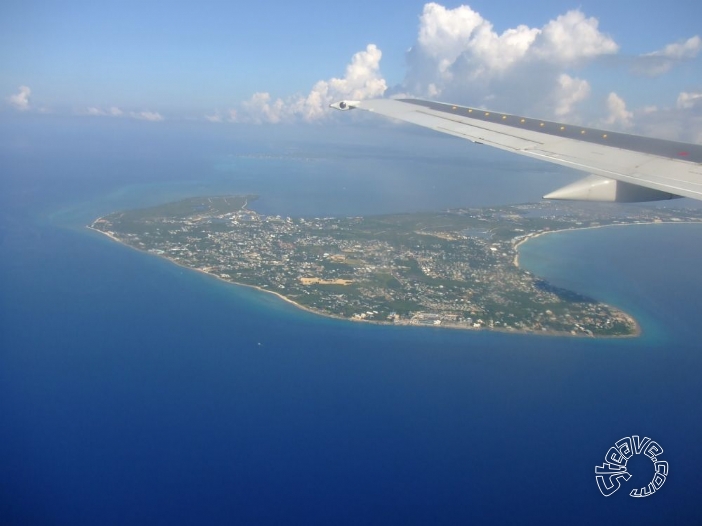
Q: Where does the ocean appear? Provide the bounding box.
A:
[1,115,701,525]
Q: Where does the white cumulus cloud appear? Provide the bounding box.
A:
[676,91,702,109]
[233,44,387,123]
[231,2,700,137]
[404,4,536,95]
[240,92,286,124]
[8,85,31,111]
[398,4,617,118]
[648,35,701,60]
[130,111,164,122]
[530,10,619,64]
[633,100,702,143]
[633,35,702,76]
[553,74,591,117]
[612,90,701,142]
[86,106,124,117]
[603,92,633,128]
[204,113,223,123]
[233,4,618,123]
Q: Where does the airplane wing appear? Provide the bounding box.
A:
[330,98,702,203]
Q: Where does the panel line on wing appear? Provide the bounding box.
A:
[414,110,544,148]
[400,99,702,164]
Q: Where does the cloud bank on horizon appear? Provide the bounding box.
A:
[85,106,164,121]
[4,2,700,141]
[7,87,164,122]
[230,2,701,141]
[216,44,386,124]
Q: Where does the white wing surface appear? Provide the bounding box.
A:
[330,99,702,203]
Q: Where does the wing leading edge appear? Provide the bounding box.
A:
[330,98,702,203]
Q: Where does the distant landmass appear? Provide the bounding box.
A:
[89,196,702,337]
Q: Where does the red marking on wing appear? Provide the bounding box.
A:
[678,151,690,156]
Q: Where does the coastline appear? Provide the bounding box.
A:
[510,221,702,338]
[87,216,657,338]
[512,220,702,267]
[88,223,348,322]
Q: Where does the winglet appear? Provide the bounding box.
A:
[330,100,360,111]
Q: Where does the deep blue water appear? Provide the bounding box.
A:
[1,116,702,525]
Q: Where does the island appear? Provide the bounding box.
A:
[89,195,702,337]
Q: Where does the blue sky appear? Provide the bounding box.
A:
[1,1,701,138]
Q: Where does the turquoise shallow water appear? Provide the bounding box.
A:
[518,223,702,344]
[2,117,701,525]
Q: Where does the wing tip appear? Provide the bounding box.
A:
[329,100,360,111]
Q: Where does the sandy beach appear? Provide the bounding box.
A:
[512,220,702,268]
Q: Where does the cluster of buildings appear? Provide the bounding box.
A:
[93,198,702,337]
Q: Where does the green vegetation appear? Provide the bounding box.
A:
[90,195,702,337]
